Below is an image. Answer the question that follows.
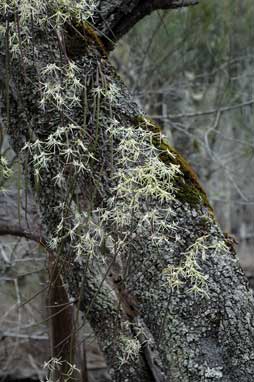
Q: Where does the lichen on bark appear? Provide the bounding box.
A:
[1,1,254,381]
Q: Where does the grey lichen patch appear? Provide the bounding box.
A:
[205,367,223,379]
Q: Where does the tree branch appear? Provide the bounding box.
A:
[151,0,199,9]
[97,0,199,49]
[0,224,48,250]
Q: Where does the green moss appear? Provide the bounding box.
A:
[134,115,213,213]
[83,21,109,57]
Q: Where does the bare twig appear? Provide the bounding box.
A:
[150,98,254,119]
[1,331,48,340]
[0,223,49,249]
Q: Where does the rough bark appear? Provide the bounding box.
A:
[1,1,254,381]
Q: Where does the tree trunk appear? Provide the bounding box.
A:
[1,1,254,381]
